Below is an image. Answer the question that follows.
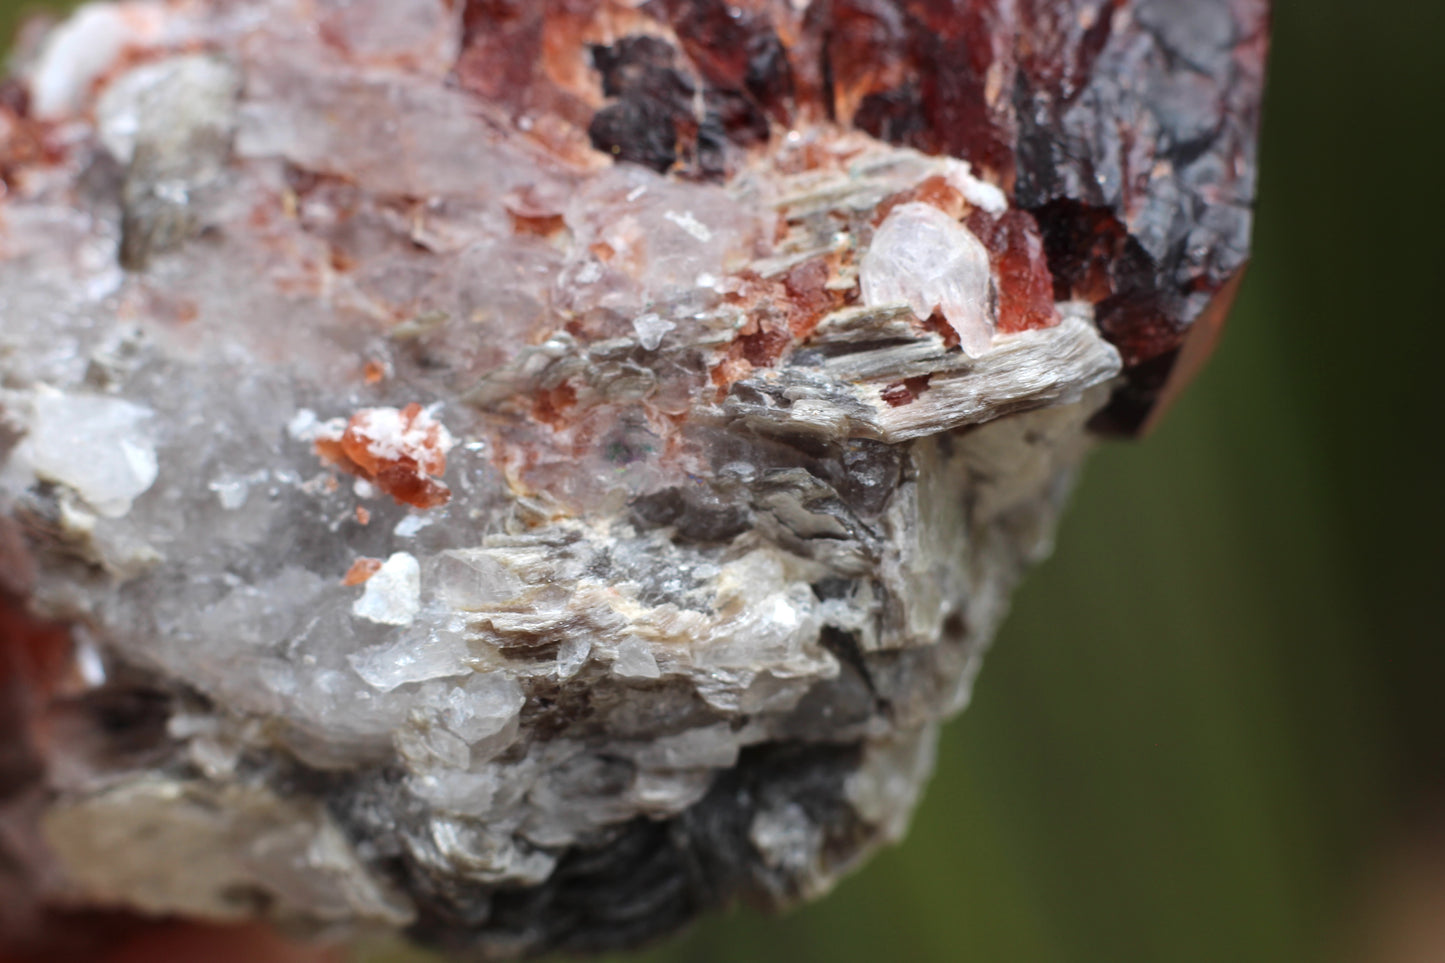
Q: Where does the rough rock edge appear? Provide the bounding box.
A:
[0,0,1242,958]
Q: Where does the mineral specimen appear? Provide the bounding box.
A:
[0,0,1267,957]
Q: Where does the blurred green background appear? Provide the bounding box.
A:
[6,1,1443,961]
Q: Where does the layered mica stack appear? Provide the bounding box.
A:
[0,0,1266,957]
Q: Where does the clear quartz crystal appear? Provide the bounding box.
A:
[861,202,997,357]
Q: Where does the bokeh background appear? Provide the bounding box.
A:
[5,1,1443,961]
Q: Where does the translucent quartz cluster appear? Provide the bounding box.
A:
[0,0,1265,957]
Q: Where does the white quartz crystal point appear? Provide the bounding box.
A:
[861,201,996,357]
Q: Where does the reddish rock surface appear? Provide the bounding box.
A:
[458,0,1268,430]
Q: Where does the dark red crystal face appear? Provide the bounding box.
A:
[459,0,1269,431]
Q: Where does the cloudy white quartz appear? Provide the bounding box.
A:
[352,552,423,626]
[861,202,997,357]
[25,3,166,119]
[9,390,159,518]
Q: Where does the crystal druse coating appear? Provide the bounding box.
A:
[0,0,1266,956]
